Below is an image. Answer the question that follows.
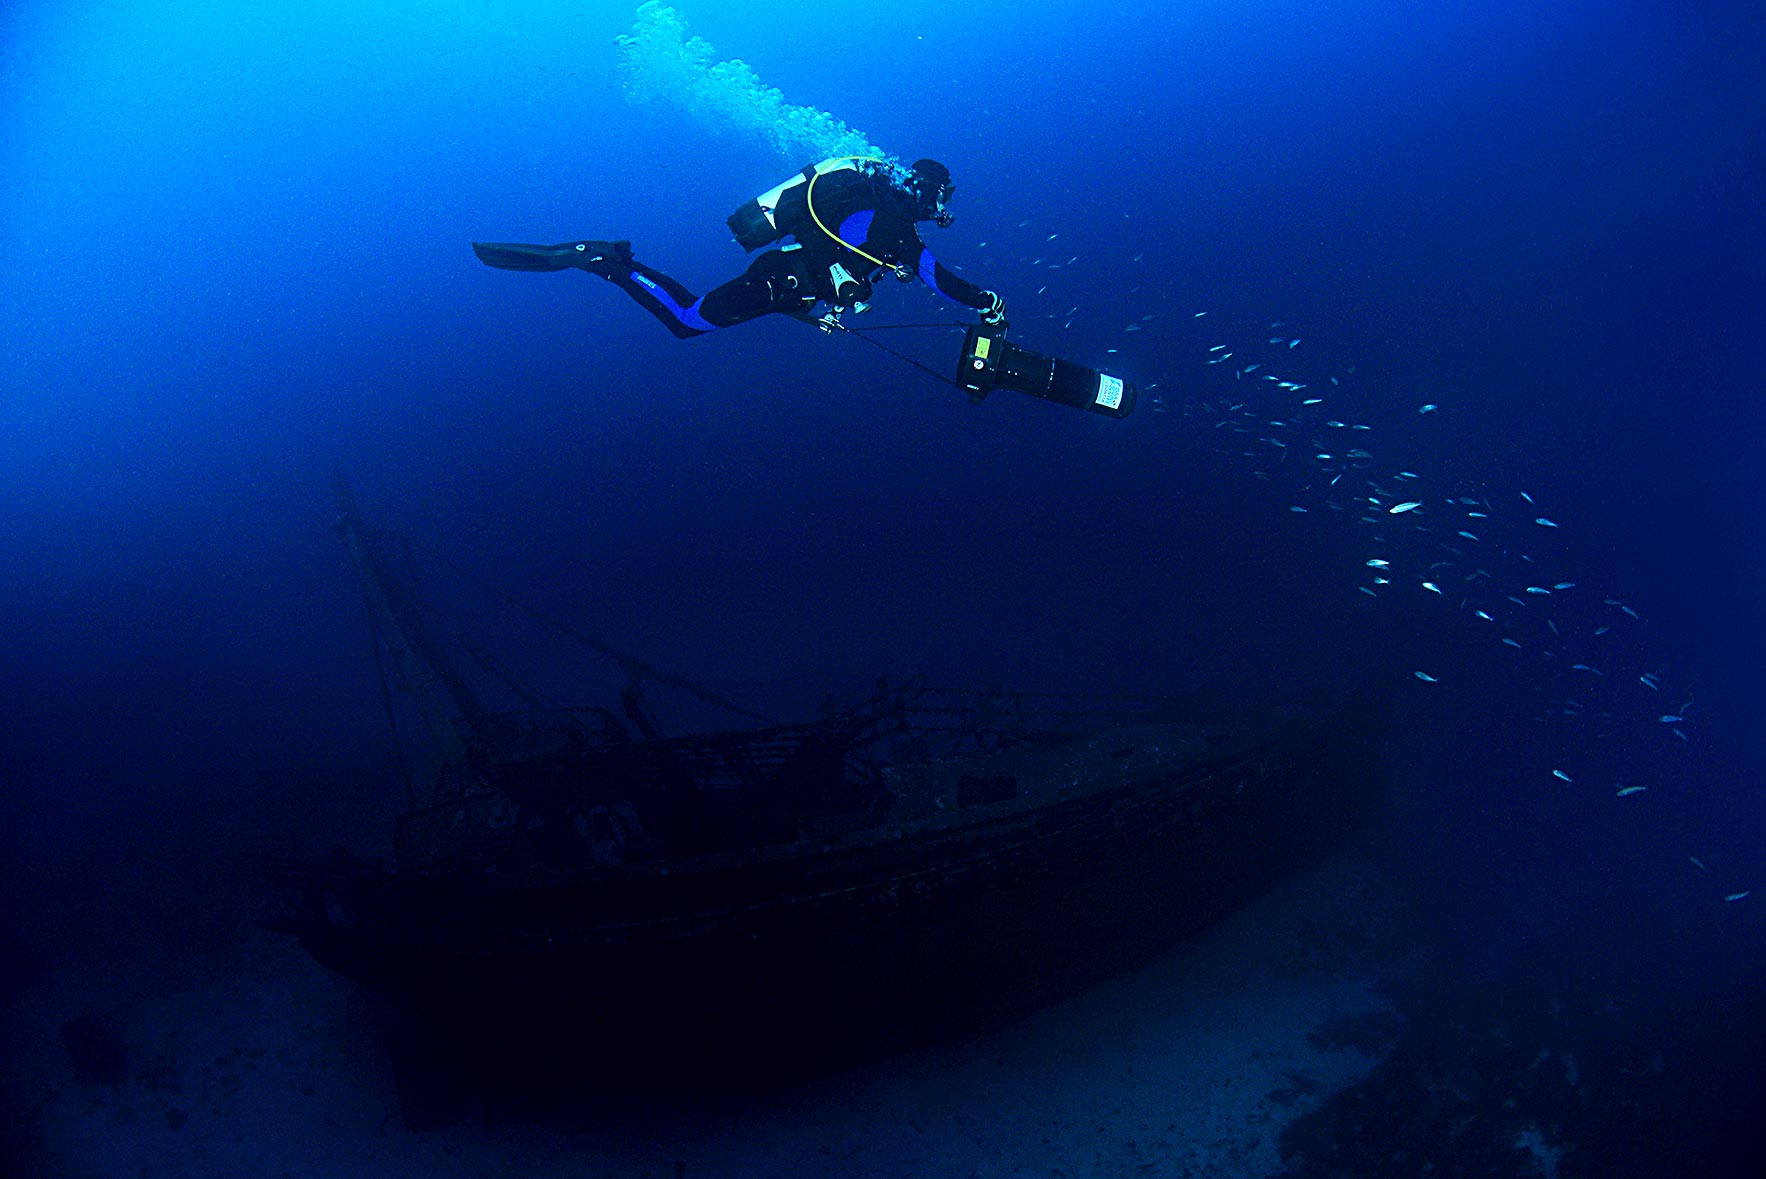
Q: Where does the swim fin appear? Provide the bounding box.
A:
[471,240,632,273]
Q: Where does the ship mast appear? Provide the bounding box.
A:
[332,475,485,804]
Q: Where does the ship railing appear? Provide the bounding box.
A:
[456,706,634,762]
[457,707,859,795]
[839,681,1198,767]
[448,686,1195,788]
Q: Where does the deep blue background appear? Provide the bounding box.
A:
[3,0,1763,1161]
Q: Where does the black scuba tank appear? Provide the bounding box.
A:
[726,158,867,251]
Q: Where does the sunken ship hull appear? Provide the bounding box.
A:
[274,706,1380,1072]
[266,482,1383,1077]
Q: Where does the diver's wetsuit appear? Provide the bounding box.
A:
[594,166,996,339]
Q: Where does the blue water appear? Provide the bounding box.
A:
[4,1,1763,1173]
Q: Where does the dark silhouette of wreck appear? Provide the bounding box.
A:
[263,479,1384,1095]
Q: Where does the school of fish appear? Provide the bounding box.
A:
[981,226,1745,908]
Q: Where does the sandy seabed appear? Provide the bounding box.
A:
[4,856,1403,1179]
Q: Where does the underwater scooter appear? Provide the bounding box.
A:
[953,326,1136,419]
[805,311,1137,420]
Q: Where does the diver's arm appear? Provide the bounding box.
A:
[867,216,996,313]
[910,244,993,311]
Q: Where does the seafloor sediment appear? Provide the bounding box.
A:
[5,856,1409,1179]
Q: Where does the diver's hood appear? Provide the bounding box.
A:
[910,158,955,227]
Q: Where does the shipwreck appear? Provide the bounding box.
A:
[263,480,1384,1086]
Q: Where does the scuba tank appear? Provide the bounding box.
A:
[729,156,898,312]
[726,158,867,251]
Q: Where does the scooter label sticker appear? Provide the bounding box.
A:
[973,337,991,359]
[1095,374,1124,410]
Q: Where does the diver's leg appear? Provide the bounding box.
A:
[600,258,717,339]
[694,250,817,328]
[597,249,816,338]
[472,239,709,338]
[471,240,810,339]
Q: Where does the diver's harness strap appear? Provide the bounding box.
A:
[804,157,919,311]
[734,156,922,310]
[806,157,892,268]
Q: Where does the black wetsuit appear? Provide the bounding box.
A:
[602,166,995,339]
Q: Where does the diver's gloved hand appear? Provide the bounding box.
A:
[978,290,1008,328]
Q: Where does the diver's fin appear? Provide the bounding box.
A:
[471,240,632,273]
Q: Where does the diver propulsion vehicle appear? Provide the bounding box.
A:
[956,327,1137,419]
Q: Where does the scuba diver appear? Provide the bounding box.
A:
[472,157,1007,339]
